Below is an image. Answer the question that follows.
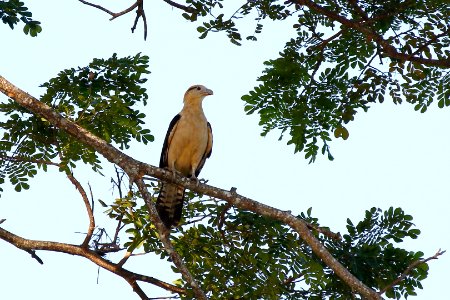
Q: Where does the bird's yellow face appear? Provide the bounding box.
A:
[184,85,214,102]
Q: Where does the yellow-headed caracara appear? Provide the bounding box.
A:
[156,85,213,228]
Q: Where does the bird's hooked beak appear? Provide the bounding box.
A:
[205,88,214,96]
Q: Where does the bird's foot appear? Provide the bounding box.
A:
[190,175,200,186]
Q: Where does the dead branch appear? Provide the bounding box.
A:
[379,249,446,296]
[0,74,383,300]
[131,1,148,40]
[78,0,146,39]
[0,227,185,297]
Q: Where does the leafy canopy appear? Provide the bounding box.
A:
[186,0,450,162]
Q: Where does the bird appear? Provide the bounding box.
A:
[156,84,214,228]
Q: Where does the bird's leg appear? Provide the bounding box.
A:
[166,167,182,181]
[190,167,200,186]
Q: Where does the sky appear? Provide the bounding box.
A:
[1,1,449,299]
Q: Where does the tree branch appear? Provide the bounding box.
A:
[135,178,207,300]
[0,227,185,297]
[131,0,148,40]
[379,249,446,296]
[290,0,450,68]
[78,0,147,39]
[0,74,382,300]
[66,172,95,248]
[162,0,196,13]
[0,155,60,167]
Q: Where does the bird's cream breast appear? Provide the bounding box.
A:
[167,110,208,176]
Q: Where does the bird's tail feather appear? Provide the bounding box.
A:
[156,183,185,228]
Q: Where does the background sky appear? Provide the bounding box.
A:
[1,1,449,299]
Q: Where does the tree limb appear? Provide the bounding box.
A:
[0,74,383,300]
[0,227,185,297]
[66,172,95,248]
[135,178,207,300]
[290,0,450,68]
[78,0,147,39]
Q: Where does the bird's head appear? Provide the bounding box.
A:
[183,85,213,104]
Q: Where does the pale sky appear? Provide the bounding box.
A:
[1,2,449,299]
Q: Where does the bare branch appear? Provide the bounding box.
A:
[0,155,60,167]
[0,227,185,296]
[131,1,148,40]
[110,1,140,21]
[162,0,196,13]
[66,173,95,248]
[379,249,446,295]
[78,0,116,16]
[78,0,146,39]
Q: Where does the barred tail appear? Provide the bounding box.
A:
[156,183,185,228]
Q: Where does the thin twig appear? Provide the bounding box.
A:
[379,249,446,295]
[304,222,341,241]
[162,0,196,13]
[131,0,147,40]
[78,0,146,39]
[78,0,115,15]
[66,173,95,248]
[0,155,60,167]
[25,249,44,264]
[110,1,140,20]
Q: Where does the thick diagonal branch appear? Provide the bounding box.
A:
[0,75,384,299]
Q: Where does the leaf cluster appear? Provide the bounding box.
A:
[0,53,152,194]
[0,0,41,36]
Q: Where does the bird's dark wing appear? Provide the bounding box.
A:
[159,114,181,168]
[195,122,213,177]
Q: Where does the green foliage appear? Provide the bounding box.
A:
[108,184,429,299]
[0,53,152,194]
[180,0,450,161]
[0,0,41,36]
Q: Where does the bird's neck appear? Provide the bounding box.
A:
[182,98,204,113]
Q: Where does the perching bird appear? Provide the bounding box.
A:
[156,85,213,228]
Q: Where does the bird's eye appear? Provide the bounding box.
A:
[196,86,201,91]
